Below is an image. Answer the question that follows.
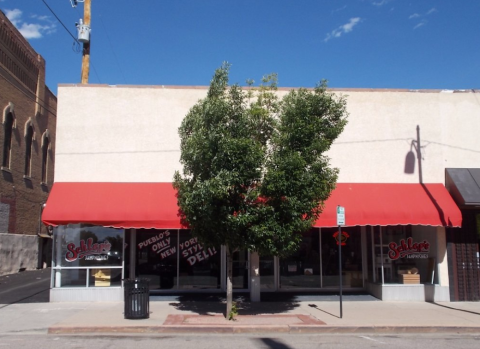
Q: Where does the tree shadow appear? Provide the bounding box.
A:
[255,338,293,349]
[167,292,300,316]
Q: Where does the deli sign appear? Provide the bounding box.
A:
[65,238,112,262]
[388,237,429,260]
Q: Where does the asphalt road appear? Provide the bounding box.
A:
[0,268,50,305]
[0,333,479,349]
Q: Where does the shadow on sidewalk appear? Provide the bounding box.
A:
[156,291,375,317]
[429,301,480,316]
[308,303,340,319]
[167,292,300,316]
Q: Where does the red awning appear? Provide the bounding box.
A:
[43,182,462,230]
[315,183,462,228]
[42,182,184,229]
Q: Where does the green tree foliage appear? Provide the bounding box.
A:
[173,63,348,317]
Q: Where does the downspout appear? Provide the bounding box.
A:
[36,202,47,269]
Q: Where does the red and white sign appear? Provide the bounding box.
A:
[333,231,350,246]
[388,237,430,260]
[65,238,112,262]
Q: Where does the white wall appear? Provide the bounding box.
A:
[329,90,480,183]
[55,85,480,184]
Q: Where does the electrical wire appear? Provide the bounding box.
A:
[98,14,127,84]
[0,69,57,118]
[89,53,102,83]
[41,0,101,83]
[41,0,79,45]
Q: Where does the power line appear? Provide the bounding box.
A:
[41,0,79,44]
[41,0,101,83]
[0,69,57,118]
[89,55,102,83]
[98,14,127,84]
[0,69,57,117]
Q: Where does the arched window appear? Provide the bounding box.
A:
[24,121,34,177]
[2,104,15,169]
[41,131,50,183]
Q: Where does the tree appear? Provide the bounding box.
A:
[173,63,348,319]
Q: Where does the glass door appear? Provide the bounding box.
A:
[279,230,321,289]
[260,255,276,290]
[226,250,249,290]
[320,227,363,288]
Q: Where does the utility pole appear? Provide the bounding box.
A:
[80,0,91,84]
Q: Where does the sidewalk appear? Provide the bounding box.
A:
[1,295,480,335]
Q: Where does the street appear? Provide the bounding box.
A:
[0,268,50,306]
[0,333,479,349]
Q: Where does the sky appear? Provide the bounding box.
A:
[1,0,479,95]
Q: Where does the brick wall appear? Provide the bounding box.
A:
[0,11,56,275]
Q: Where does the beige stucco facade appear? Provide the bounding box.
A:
[55,85,480,184]
[50,84,479,302]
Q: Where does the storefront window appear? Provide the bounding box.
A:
[279,228,363,289]
[178,230,220,289]
[230,250,248,289]
[372,225,437,285]
[321,227,363,288]
[135,229,221,290]
[280,230,321,289]
[476,214,480,249]
[136,229,178,290]
[52,224,124,288]
[260,256,275,290]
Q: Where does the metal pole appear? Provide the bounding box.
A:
[338,225,343,318]
[81,0,91,84]
[416,125,423,184]
[380,226,385,284]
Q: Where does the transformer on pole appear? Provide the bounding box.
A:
[76,19,90,43]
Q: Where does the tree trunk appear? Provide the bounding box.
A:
[226,245,233,319]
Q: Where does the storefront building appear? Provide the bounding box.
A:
[42,85,480,302]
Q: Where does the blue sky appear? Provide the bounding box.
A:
[2,0,479,95]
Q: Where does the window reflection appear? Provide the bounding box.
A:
[280,230,320,289]
[178,230,220,289]
[53,224,124,288]
[136,229,178,290]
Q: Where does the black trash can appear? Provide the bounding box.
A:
[124,278,150,319]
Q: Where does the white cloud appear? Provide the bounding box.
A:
[17,23,44,39]
[324,17,361,42]
[32,14,50,21]
[409,8,436,29]
[372,0,392,6]
[332,5,347,14]
[413,20,427,30]
[342,17,361,32]
[5,8,22,26]
[4,8,56,39]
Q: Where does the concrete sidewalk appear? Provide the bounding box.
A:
[1,296,480,335]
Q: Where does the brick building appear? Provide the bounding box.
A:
[0,10,56,276]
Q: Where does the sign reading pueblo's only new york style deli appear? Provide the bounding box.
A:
[137,230,218,266]
[388,237,430,260]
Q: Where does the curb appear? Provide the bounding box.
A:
[48,325,480,335]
